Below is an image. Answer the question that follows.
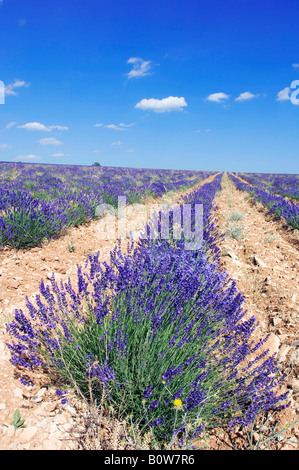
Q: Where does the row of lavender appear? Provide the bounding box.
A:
[237,172,299,201]
[6,172,289,448]
[0,162,214,249]
[229,173,299,230]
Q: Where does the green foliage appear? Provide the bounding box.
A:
[11,409,26,430]
[67,240,76,252]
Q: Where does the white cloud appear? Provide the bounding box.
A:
[235,92,257,102]
[277,87,291,101]
[5,79,30,96]
[105,123,134,131]
[93,149,101,153]
[135,96,187,113]
[0,143,11,149]
[18,122,51,132]
[292,63,299,69]
[127,57,152,79]
[5,121,17,129]
[48,125,69,131]
[51,153,71,157]
[95,122,134,130]
[111,141,122,146]
[18,18,27,26]
[12,154,41,162]
[38,137,63,145]
[119,123,135,128]
[18,122,68,132]
[205,92,230,103]
[126,148,135,153]
[105,124,127,131]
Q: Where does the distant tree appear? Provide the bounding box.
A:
[92,162,101,166]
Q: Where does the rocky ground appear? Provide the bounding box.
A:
[0,171,298,450]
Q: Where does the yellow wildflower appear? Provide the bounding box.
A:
[173,398,182,407]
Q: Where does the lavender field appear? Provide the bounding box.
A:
[0,162,214,249]
[230,172,299,230]
[3,164,298,450]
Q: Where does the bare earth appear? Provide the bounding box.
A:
[0,171,298,450]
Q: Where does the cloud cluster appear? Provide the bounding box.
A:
[37,138,63,146]
[205,92,230,103]
[5,122,17,129]
[126,57,152,79]
[235,91,257,102]
[205,91,259,103]
[17,122,69,132]
[95,123,135,131]
[5,79,30,96]
[135,96,187,113]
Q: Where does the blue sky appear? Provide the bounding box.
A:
[0,0,298,174]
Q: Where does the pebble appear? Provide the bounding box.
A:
[19,426,38,444]
[253,255,267,268]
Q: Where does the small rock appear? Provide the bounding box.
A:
[64,403,77,417]
[273,317,282,327]
[10,279,20,289]
[31,387,47,403]
[266,333,280,356]
[253,255,267,268]
[43,439,62,450]
[19,426,38,444]
[288,378,299,395]
[14,387,24,398]
[290,350,299,365]
[54,413,69,426]
[278,344,292,362]
[253,432,260,443]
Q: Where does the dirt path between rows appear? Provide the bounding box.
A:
[207,172,299,450]
[0,172,219,450]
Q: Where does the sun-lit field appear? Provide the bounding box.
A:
[1,164,298,450]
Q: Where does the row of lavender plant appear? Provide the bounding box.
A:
[229,173,299,230]
[238,172,299,201]
[0,162,214,249]
[6,172,289,448]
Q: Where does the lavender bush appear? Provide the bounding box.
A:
[238,172,299,201]
[5,174,289,447]
[230,173,299,230]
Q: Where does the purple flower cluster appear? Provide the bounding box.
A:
[230,173,299,230]
[5,171,290,444]
[239,172,299,201]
